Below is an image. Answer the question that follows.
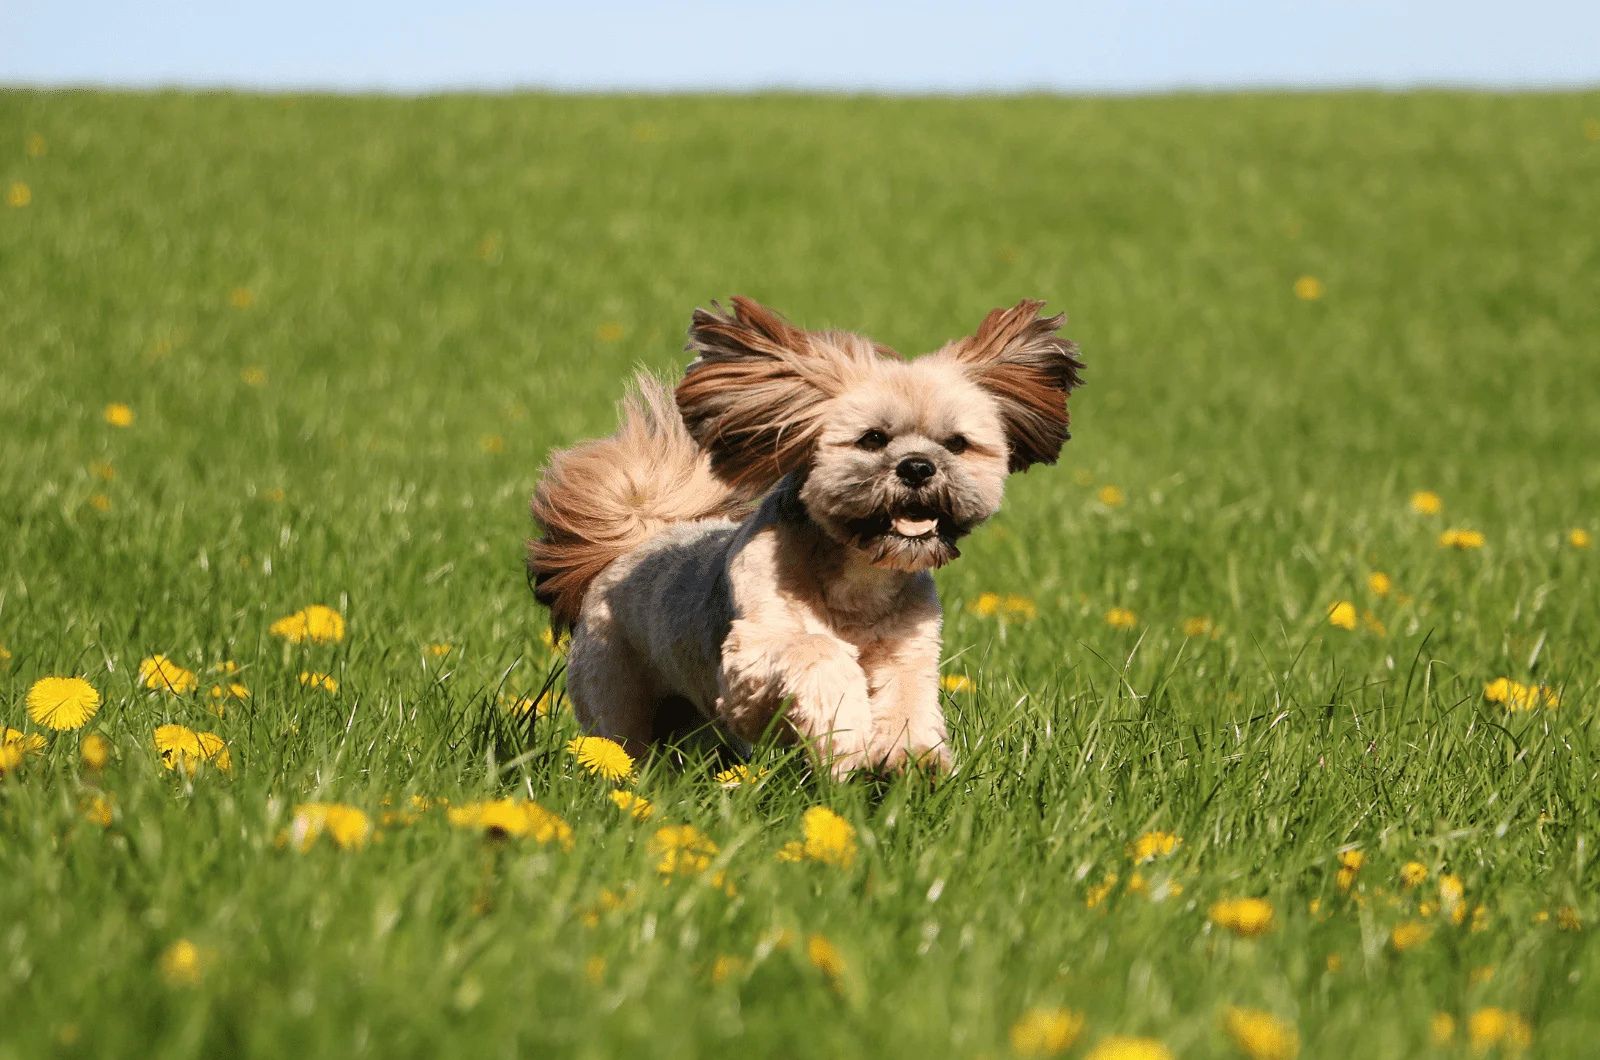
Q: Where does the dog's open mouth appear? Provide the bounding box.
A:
[847,505,959,544]
[891,509,940,538]
[836,503,972,572]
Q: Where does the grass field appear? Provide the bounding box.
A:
[3,89,1600,1059]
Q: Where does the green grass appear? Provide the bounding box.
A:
[3,88,1599,1059]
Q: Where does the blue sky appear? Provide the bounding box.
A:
[3,1,1598,93]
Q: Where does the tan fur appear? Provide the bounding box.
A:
[529,298,1082,775]
[931,299,1086,471]
[527,375,754,630]
[676,297,894,492]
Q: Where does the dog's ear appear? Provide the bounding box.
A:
[940,300,1084,472]
[676,296,880,490]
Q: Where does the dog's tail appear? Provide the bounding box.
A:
[529,374,754,630]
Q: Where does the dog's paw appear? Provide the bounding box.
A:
[868,735,953,776]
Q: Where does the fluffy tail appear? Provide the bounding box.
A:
[529,374,754,630]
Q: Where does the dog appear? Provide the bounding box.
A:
[528,297,1082,776]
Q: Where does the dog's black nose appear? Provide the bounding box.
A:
[896,455,937,487]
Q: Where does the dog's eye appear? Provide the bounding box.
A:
[856,429,890,451]
[944,434,969,455]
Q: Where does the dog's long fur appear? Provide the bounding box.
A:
[529,298,1082,775]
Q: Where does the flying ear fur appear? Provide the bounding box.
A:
[939,300,1084,472]
[675,296,886,491]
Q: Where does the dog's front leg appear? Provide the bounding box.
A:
[717,619,873,778]
[866,609,952,773]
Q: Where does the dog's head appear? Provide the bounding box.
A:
[676,297,1083,572]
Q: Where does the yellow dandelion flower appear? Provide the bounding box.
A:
[3,727,48,757]
[480,434,506,454]
[1222,1007,1299,1060]
[1209,897,1276,937]
[1097,484,1126,507]
[195,732,231,772]
[138,655,198,695]
[89,460,116,481]
[1410,490,1442,515]
[1361,610,1388,637]
[1430,1013,1456,1046]
[502,691,551,719]
[6,181,31,208]
[1085,873,1119,909]
[282,803,372,851]
[941,673,975,693]
[798,806,858,868]
[1004,594,1038,619]
[82,792,114,828]
[1010,1007,1086,1056]
[86,493,112,513]
[1569,528,1592,549]
[103,402,134,427]
[1470,965,1496,985]
[228,286,255,309]
[0,743,26,775]
[806,933,846,983]
[159,939,205,986]
[1293,275,1324,301]
[208,681,250,704]
[714,764,769,788]
[650,823,719,876]
[241,366,268,387]
[1438,874,1465,911]
[263,486,286,503]
[1105,607,1138,630]
[269,603,345,644]
[26,675,102,730]
[447,799,573,848]
[0,644,9,666]
[26,132,47,157]
[584,956,606,984]
[1439,528,1485,550]
[1127,830,1182,863]
[1466,1008,1532,1053]
[1400,861,1428,888]
[1325,953,1342,972]
[1390,920,1431,951]
[1483,678,1559,711]
[153,724,230,775]
[1556,907,1582,932]
[80,732,111,770]
[595,322,626,342]
[971,591,1002,617]
[609,790,654,821]
[1368,572,1392,596]
[1182,615,1215,638]
[299,671,338,693]
[1335,849,1365,891]
[578,886,633,927]
[1327,601,1357,630]
[708,954,746,984]
[1084,1035,1174,1060]
[424,642,453,658]
[566,735,635,783]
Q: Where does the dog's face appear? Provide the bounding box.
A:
[798,362,1009,571]
[676,298,1083,572]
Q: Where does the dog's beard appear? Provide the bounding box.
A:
[802,475,985,573]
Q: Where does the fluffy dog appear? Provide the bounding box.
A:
[528,298,1082,775]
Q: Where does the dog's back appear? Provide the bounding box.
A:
[527,375,754,631]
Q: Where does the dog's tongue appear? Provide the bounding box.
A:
[892,515,939,538]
